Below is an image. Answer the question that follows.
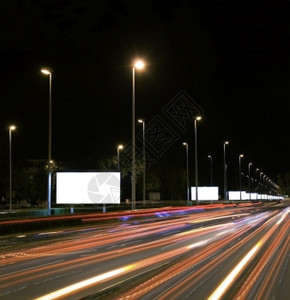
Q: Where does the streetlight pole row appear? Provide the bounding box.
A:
[238,159,280,200]
[38,64,279,210]
[41,62,144,213]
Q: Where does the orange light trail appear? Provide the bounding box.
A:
[0,204,287,300]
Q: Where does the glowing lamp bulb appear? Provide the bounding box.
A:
[41,68,51,75]
[134,60,145,70]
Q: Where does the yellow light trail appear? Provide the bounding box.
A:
[34,265,134,300]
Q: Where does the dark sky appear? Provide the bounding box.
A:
[0,0,289,188]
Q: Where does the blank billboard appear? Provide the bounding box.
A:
[191,186,219,201]
[228,191,247,200]
[56,172,120,204]
[248,193,258,200]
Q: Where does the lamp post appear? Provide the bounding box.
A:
[9,125,16,211]
[194,116,202,205]
[138,119,146,206]
[223,141,229,200]
[117,144,123,171]
[248,162,252,200]
[259,172,264,199]
[208,155,213,186]
[132,60,144,210]
[183,142,189,205]
[260,172,263,185]
[239,154,244,201]
[255,168,259,200]
[41,68,53,216]
[264,175,267,200]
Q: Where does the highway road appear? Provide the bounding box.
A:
[0,203,289,299]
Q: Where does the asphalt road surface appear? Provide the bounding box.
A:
[0,203,289,299]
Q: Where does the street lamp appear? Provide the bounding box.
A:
[223,141,229,200]
[208,155,213,186]
[259,172,264,198]
[263,174,267,200]
[117,144,123,171]
[260,172,263,184]
[248,162,252,200]
[183,142,189,205]
[138,119,146,206]
[9,125,16,211]
[132,60,145,210]
[239,154,244,201]
[255,168,259,200]
[194,116,202,205]
[41,67,53,215]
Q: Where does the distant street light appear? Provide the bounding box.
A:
[223,141,229,200]
[194,116,202,205]
[239,154,244,201]
[248,162,252,200]
[241,172,244,186]
[9,125,16,211]
[259,172,263,184]
[138,119,146,206]
[255,168,259,200]
[208,155,213,186]
[117,144,123,171]
[132,60,145,210]
[259,172,264,198]
[263,174,267,199]
[183,142,189,205]
[41,67,53,215]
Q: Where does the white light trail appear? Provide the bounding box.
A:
[34,265,134,300]
[207,241,262,300]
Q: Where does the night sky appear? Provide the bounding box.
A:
[0,0,289,191]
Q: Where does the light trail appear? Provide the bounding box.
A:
[0,204,288,300]
[208,207,289,300]
[34,265,134,300]
[34,228,231,300]
[207,242,262,300]
[117,210,274,300]
[0,209,249,266]
[233,208,290,299]
[33,237,212,300]
[0,213,241,290]
[117,224,251,300]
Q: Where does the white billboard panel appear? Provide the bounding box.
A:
[56,172,120,204]
[259,194,268,200]
[191,186,219,201]
[249,193,258,200]
[229,191,247,200]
